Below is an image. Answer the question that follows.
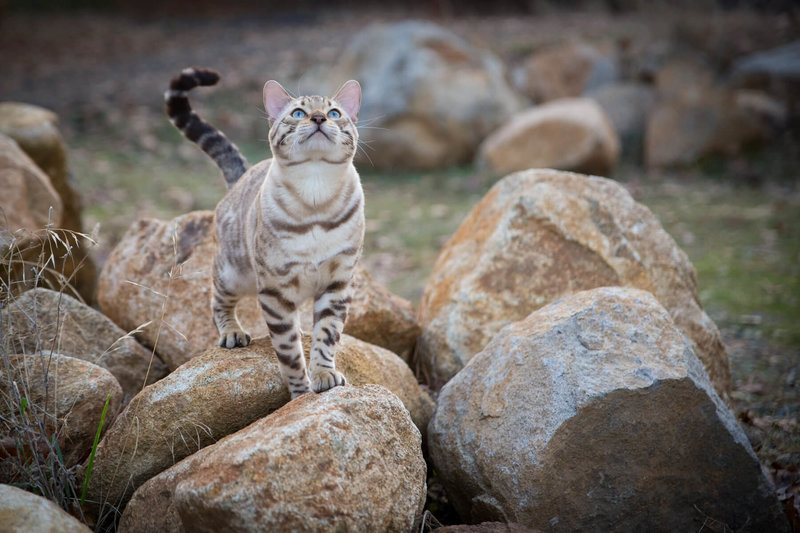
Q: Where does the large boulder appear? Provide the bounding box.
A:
[119,385,426,532]
[0,103,97,302]
[3,288,168,402]
[416,169,730,398]
[97,210,419,370]
[321,20,522,170]
[428,287,789,532]
[0,484,91,533]
[84,334,432,514]
[475,98,619,177]
[0,132,62,240]
[0,353,122,467]
[512,41,618,103]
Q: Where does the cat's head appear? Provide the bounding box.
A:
[264,80,361,166]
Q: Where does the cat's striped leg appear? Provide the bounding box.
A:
[259,288,311,399]
[211,267,250,349]
[309,281,351,393]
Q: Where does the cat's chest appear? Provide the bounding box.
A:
[272,212,364,262]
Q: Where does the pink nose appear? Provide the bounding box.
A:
[311,112,326,124]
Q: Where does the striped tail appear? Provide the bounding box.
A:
[165,67,249,188]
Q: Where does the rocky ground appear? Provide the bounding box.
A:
[1,4,799,531]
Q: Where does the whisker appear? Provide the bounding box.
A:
[357,125,391,132]
[357,144,375,167]
[357,115,387,126]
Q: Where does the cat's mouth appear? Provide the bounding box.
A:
[303,127,332,144]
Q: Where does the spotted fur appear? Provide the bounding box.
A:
[165,68,249,188]
[167,68,364,398]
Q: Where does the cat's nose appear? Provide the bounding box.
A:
[311,112,326,124]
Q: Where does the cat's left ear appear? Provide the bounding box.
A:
[264,80,293,123]
[333,80,361,123]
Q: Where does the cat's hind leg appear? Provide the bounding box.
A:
[309,281,350,393]
[212,256,251,348]
[259,289,311,399]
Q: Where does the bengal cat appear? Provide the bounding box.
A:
[165,67,364,399]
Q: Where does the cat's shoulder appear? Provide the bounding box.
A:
[216,158,271,213]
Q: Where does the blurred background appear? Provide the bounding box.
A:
[1,0,798,510]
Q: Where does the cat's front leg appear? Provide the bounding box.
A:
[212,264,251,349]
[259,288,311,399]
[309,281,351,393]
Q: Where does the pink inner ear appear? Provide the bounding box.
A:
[264,81,292,121]
[334,80,361,121]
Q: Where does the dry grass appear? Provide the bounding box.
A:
[0,222,97,524]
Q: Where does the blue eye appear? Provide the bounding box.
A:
[327,109,341,119]
[291,109,307,119]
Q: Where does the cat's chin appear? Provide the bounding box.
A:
[297,140,349,161]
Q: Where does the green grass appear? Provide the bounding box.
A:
[360,166,495,301]
[637,179,800,348]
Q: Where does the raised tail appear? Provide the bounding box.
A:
[165,67,249,188]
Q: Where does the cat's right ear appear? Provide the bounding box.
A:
[263,80,293,123]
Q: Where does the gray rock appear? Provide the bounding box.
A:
[428,287,789,532]
[588,82,654,143]
[732,40,800,81]
[321,21,523,170]
[731,40,800,119]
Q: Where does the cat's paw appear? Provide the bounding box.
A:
[311,369,346,393]
[218,329,251,349]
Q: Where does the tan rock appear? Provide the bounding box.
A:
[320,20,522,170]
[476,98,619,177]
[85,334,432,514]
[120,385,426,533]
[0,103,97,302]
[0,132,62,238]
[428,287,789,532]
[0,353,122,467]
[335,334,434,431]
[0,484,91,533]
[3,288,168,402]
[646,60,775,168]
[512,41,618,103]
[0,103,80,233]
[416,169,730,398]
[98,210,420,369]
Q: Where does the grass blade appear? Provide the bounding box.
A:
[80,392,111,505]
